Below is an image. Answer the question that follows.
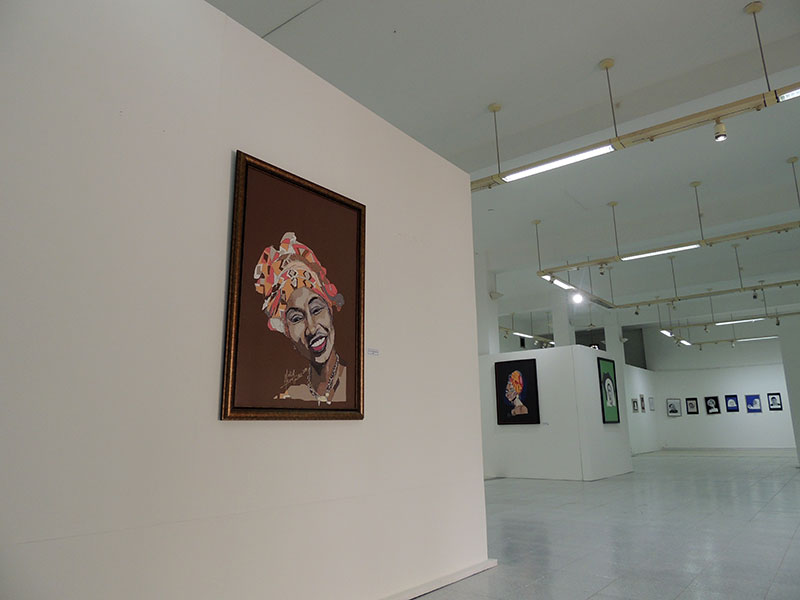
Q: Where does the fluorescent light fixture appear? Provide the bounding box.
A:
[571,292,584,304]
[679,339,692,346]
[779,87,800,102]
[660,329,674,337]
[552,279,574,291]
[512,331,534,339]
[620,244,701,262]
[542,274,574,290]
[549,341,556,346]
[715,318,764,326]
[737,335,778,342]
[502,145,614,183]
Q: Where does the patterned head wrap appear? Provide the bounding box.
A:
[254,232,344,335]
[508,371,524,395]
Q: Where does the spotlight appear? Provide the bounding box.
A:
[704,325,708,333]
[634,306,640,315]
[731,340,736,348]
[776,317,781,326]
[571,292,584,304]
[753,291,758,300]
[714,118,727,142]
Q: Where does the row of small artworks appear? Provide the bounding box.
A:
[664,393,783,417]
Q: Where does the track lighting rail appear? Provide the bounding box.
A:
[471,81,800,192]
[537,220,800,278]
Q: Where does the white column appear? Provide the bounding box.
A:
[551,289,575,346]
[777,315,800,467]
[474,251,500,355]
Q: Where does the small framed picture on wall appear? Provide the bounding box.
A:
[632,398,639,412]
[767,393,783,411]
[648,396,655,412]
[666,398,682,417]
[597,357,620,424]
[494,358,541,425]
[686,397,699,414]
[746,394,762,413]
[724,394,739,412]
[705,396,721,414]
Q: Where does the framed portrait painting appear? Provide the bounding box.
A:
[746,394,762,413]
[686,397,699,414]
[666,398,682,417]
[597,357,620,423]
[494,359,540,424]
[768,393,783,411]
[724,394,739,412]
[221,151,365,420]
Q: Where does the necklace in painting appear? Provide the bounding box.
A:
[308,353,340,406]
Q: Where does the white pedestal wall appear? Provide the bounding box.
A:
[0,2,490,599]
[480,346,632,481]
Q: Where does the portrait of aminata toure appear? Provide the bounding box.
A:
[222,151,365,420]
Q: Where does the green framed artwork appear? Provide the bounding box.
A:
[597,357,620,423]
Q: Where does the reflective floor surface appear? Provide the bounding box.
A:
[420,450,800,600]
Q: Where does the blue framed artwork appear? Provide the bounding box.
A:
[724,394,739,412]
[768,393,783,411]
[745,394,762,413]
[705,396,721,414]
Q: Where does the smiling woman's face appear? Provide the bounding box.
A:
[284,286,335,365]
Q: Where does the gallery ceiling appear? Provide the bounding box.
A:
[206,0,800,330]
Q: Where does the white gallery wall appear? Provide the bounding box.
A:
[623,365,661,455]
[653,363,793,449]
[631,328,795,450]
[480,347,632,481]
[0,2,490,599]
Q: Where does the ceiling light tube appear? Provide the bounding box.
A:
[540,275,552,282]
[660,329,674,337]
[778,87,800,102]
[551,278,574,290]
[715,318,765,326]
[620,244,701,262]
[512,332,534,339]
[737,335,778,342]
[501,145,615,183]
[679,339,692,346]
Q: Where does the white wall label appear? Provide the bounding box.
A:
[367,347,380,356]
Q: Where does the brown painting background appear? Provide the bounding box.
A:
[232,164,362,411]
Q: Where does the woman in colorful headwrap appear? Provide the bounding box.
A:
[254,232,346,405]
[504,370,528,416]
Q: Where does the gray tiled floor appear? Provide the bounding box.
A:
[420,450,800,600]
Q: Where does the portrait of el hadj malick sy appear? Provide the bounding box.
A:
[253,232,347,405]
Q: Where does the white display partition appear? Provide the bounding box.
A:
[624,365,661,455]
[480,346,633,481]
[0,1,492,599]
